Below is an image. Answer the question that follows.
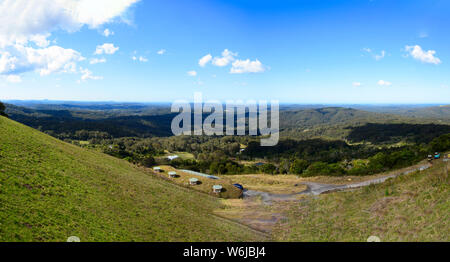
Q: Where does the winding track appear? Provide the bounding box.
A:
[243,164,431,204]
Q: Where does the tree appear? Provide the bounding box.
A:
[0,101,8,117]
[289,159,309,175]
[141,156,156,167]
[279,159,291,174]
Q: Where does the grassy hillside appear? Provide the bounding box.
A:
[273,160,449,241]
[0,116,263,241]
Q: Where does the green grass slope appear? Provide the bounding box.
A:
[274,160,449,241]
[0,116,262,241]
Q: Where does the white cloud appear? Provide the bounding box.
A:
[197,49,266,74]
[0,0,138,79]
[404,45,441,65]
[90,57,106,64]
[363,48,385,60]
[102,28,114,37]
[0,45,84,76]
[374,50,385,61]
[80,67,102,81]
[352,82,362,87]
[212,49,237,67]
[230,59,265,74]
[187,70,197,76]
[198,54,212,67]
[0,0,139,47]
[6,74,22,83]
[377,80,392,86]
[131,55,147,62]
[29,34,51,48]
[94,43,119,55]
[157,49,166,55]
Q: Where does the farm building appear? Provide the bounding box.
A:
[212,185,222,193]
[189,178,199,185]
[153,166,162,172]
[168,171,177,178]
[167,155,179,161]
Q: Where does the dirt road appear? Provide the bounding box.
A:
[243,163,431,202]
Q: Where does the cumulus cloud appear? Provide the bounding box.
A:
[94,43,119,55]
[230,59,265,74]
[0,0,139,47]
[157,49,166,55]
[197,49,266,74]
[0,45,84,76]
[90,57,106,64]
[377,80,392,86]
[352,82,362,87]
[0,0,138,79]
[212,49,237,67]
[80,67,102,81]
[6,74,22,83]
[198,54,212,67]
[187,70,197,76]
[404,45,441,64]
[102,28,114,37]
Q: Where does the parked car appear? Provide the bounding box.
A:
[233,183,244,190]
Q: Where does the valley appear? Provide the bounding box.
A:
[0,101,449,241]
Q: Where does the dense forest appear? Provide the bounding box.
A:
[3,101,450,177]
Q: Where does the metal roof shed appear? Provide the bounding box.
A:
[189,178,199,185]
[168,171,177,178]
[212,185,222,193]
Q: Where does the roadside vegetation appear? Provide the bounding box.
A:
[272,160,449,241]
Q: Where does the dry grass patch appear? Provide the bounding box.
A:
[222,174,307,194]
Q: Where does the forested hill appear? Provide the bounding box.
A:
[278,107,441,140]
[351,104,450,121]
[4,102,448,141]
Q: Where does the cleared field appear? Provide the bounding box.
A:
[153,165,243,199]
[0,116,262,241]
[158,151,195,160]
[222,174,307,194]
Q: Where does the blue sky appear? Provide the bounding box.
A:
[1,0,450,103]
